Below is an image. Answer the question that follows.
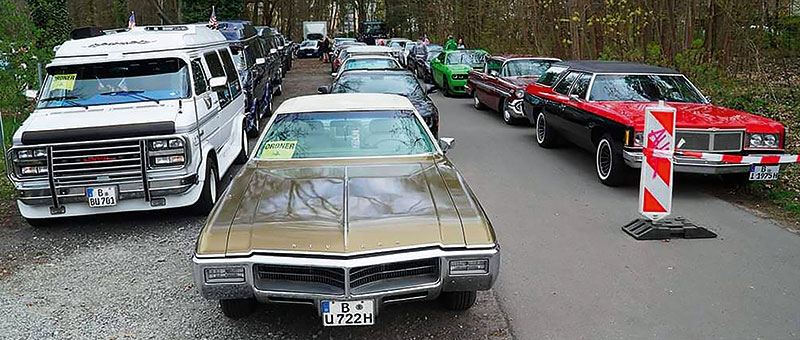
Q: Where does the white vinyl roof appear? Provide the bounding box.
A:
[275,94,415,114]
[345,46,393,53]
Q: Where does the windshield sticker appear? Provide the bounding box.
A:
[350,128,360,149]
[51,74,77,91]
[259,141,297,159]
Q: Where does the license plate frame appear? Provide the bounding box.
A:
[321,299,375,326]
[86,186,118,207]
[749,164,780,181]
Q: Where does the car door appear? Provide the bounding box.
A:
[431,53,446,87]
[202,50,230,152]
[545,71,580,141]
[480,58,504,109]
[560,73,595,149]
[217,48,244,156]
[190,57,217,154]
[247,40,268,107]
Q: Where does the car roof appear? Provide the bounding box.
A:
[275,94,416,114]
[491,55,562,62]
[51,25,227,63]
[338,69,414,77]
[553,60,680,74]
[344,55,399,61]
[346,46,393,53]
[218,21,258,41]
[443,49,487,54]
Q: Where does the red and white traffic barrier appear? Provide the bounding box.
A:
[642,148,800,165]
[638,102,676,221]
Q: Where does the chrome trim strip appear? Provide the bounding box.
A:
[343,166,350,250]
[211,243,497,259]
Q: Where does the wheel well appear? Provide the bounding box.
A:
[205,150,218,172]
[590,126,606,146]
[498,97,507,112]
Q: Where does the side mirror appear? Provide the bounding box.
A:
[705,95,712,103]
[488,70,499,77]
[317,85,330,94]
[208,76,227,88]
[331,72,338,78]
[438,137,456,153]
[255,57,266,65]
[25,89,38,101]
[269,48,278,55]
[278,46,284,51]
[425,84,437,94]
[569,94,581,101]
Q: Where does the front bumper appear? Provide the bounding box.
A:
[193,246,499,315]
[623,150,790,174]
[448,77,468,94]
[507,99,525,118]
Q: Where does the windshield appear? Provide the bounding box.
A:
[426,52,441,61]
[504,59,557,77]
[301,41,317,47]
[332,74,424,100]
[428,45,443,53]
[38,58,190,109]
[589,74,705,103]
[446,51,487,66]
[537,66,567,86]
[257,110,435,159]
[343,59,400,71]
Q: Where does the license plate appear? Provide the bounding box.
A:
[321,300,375,326]
[749,164,780,181]
[86,186,117,207]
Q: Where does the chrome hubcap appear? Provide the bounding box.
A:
[536,114,546,143]
[503,104,511,122]
[473,95,480,107]
[597,140,612,179]
[209,170,217,204]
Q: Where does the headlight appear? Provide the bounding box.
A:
[515,89,525,99]
[16,148,47,160]
[149,138,185,151]
[747,133,780,149]
[449,259,489,275]
[12,148,49,178]
[148,137,188,168]
[451,74,467,80]
[20,165,48,175]
[634,131,643,147]
[153,155,185,166]
[204,267,245,283]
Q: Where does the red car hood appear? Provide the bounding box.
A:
[504,76,540,88]
[587,101,785,133]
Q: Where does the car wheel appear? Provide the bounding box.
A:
[220,299,256,319]
[443,76,452,97]
[473,91,486,110]
[501,99,517,125]
[440,291,477,311]
[191,160,219,214]
[246,111,259,138]
[235,125,249,164]
[595,134,629,187]
[535,111,559,148]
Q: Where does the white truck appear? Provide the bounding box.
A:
[8,25,248,225]
[302,21,328,41]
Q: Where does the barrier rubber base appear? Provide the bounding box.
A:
[622,217,717,240]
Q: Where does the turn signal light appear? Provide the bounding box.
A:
[204,267,245,283]
[449,259,489,275]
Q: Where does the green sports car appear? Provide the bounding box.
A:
[430,49,489,96]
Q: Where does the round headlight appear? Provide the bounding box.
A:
[515,89,525,99]
[749,134,763,147]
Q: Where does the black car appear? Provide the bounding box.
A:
[412,44,443,83]
[255,26,287,95]
[317,69,440,137]
[219,20,276,137]
[257,26,293,78]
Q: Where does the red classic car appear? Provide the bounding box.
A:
[466,56,561,124]
[523,61,789,186]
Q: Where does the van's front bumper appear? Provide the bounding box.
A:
[193,246,500,315]
[622,150,789,174]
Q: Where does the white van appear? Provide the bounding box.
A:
[7,25,248,224]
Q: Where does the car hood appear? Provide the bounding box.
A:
[504,76,540,88]
[588,101,785,133]
[197,155,496,257]
[445,64,472,73]
[408,96,437,118]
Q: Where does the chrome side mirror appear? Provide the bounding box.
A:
[705,95,712,103]
[269,48,278,55]
[25,89,38,101]
[317,85,330,94]
[439,137,456,153]
[255,57,266,65]
[208,76,227,88]
[331,72,338,78]
[425,84,437,94]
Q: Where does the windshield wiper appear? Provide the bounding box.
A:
[38,96,88,109]
[100,90,161,104]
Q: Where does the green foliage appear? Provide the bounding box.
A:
[182,0,242,24]
[0,0,48,116]
[112,0,129,28]
[27,0,69,49]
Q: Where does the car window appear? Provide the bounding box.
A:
[191,58,208,95]
[537,66,567,87]
[204,51,230,105]
[218,49,241,98]
[343,59,401,71]
[502,59,557,77]
[437,53,445,62]
[570,73,592,99]
[487,59,502,74]
[589,74,705,103]
[243,44,257,69]
[445,51,487,66]
[257,110,436,159]
[553,71,580,95]
[332,73,425,100]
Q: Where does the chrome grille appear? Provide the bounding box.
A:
[350,258,440,291]
[254,264,345,295]
[51,140,143,186]
[676,130,743,152]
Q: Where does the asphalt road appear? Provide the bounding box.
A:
[432,90,800,339]
[1,59,799,339]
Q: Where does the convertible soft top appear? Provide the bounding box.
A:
[553,60,681,74]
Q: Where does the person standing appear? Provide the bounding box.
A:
[457,38,465,49]
[444,35,457,50]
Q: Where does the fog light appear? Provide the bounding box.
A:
[154,155,185,165]
[204,267,245,283]
[449,259,489,275]
[20,166,48,175]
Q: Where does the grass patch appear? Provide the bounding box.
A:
[1,113,24,201]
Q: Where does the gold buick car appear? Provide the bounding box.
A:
[192,93,500,326]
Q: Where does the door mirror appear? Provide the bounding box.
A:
[278,46,284,51]
[255,57,266,65]
[488,70,499,77]
[317,85,330,94]
[438,137,456,153]
[705,95,712,103]
[331,72,338,78]
[425,84,437,94]
[208,76,227,88]
[24,89,38,101]
[269,48,278,55]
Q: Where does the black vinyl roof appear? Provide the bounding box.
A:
[553,61,680,74]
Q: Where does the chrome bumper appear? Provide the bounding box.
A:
[623,150,786,174]
[193,247,500,315]
[508,99,525,118]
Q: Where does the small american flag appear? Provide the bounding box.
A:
[209,6,217,27]
[127,11,135,29]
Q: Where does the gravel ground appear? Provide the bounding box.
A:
[0,58,513,340]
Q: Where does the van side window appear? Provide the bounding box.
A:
[190,58,208,95]
[244,42,257,67]
[218,49,241,97]
[204,51,230,107]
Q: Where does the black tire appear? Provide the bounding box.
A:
[440,291,477,311]
[595,134,629,187]
[442,76,452,97]
[234,126,249,164]
[245,111,259,138]
[220,299,257,319]
[473,91,486,110]
[191,160,219,214]
[535,111,559,148]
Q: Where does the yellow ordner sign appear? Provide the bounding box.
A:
[259,141,297,159]
[51,74,77,91]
